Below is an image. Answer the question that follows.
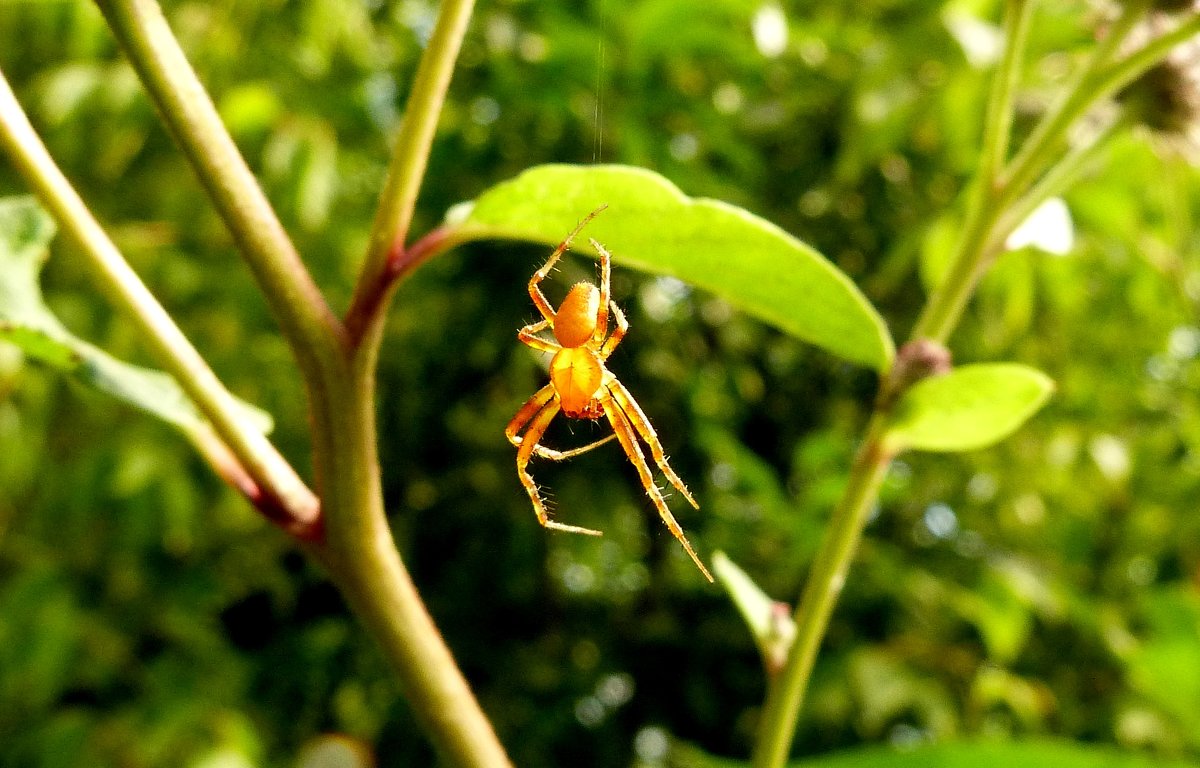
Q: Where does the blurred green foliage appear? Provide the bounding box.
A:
[3,1,1200,767]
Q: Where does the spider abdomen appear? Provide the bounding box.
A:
[553,283,601,348]
[550,347,605,418]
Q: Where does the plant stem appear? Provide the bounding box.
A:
[996,4,1200,221]
[304,324,512,765]
[753,3,1037,765]
[91,0,511,762]
[1091,12,1200,114]
[92,0,347,382]
[998,0,1149,200]
[911,0,1035,344]
[303,0,509,762]
[346,0,477,341]
[979,0,1035,189]
[753,6,1200,766]
[750,416,894,768]
[915,8,1200,344]
[307,362,513,768]
[991,112,1129,253]
[0,65,319,533]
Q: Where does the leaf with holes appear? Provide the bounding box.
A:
[449,164,894,371]
[0,195,271,435]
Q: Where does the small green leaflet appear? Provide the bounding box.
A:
[884,363,1054,453]
[785,739,1200,768]
[0,195,271,436]
[713,551,795,672]
[450,164,895,371]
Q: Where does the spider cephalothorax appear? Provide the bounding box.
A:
[505,205,712,581]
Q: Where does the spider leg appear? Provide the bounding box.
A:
[529,205,609,322]
[600,390,712,582]
[516,398,604,537]
[606,378,699,509]
[506,383,556,447]
[591,238,612,343]
[507,377,616,459]
[518,318,561,354]
[600,301,628,360]
[535,433,619,461]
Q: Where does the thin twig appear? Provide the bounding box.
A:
[345,0,478,342]
[910,0,1039,344]
[88,1,512,762]
[999,0,1152,203]
[0,64,320,535]
[991,111,1130,253]
[750,416,895,768]
[752,6,1200,767]
[92,0,347,379]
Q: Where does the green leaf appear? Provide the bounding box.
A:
[451,164,894,371]
[1126,587,1200,738]
[712,552,795,671]
[667,739,1200,768]
[787,739,1200,768]
[786,740,1200,768]
[0,195,271,435]
[884,363,1053,452]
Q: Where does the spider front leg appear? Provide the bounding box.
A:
[513,396,604,537]
[599,390,712,581]
[600,301,627,359]
[517,318,560,354]
[529,205,609,322]
[591,238,612,343]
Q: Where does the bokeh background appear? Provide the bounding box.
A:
[4,1,1200,766]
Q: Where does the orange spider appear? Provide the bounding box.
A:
[505,205,712,582]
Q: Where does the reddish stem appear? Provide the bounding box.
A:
[344,225,458,344]
[389,225,456,279]
[194,428,324,541]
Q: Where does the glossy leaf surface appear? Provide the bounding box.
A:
[884,363,1053,452]
[452,164,894,371]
